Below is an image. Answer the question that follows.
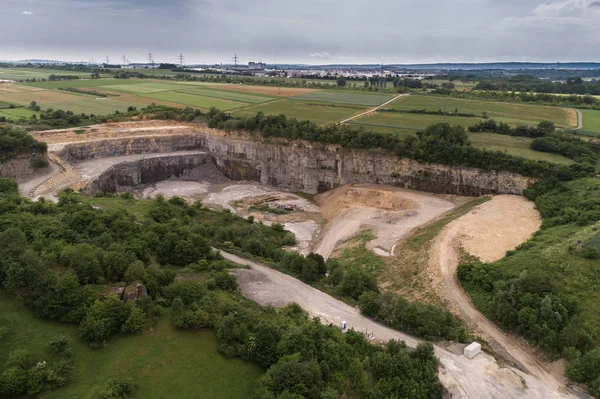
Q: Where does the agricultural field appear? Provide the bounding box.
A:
[385,95,574,128]
[580,109,600,134]
[177,87,275,104]
[351,110,480,131]
[231,99,364,124]
[292,91,394,107]
[0,295,261,399]
[0,107,39,119]
[0,67,111,81]
[141,91,247,111]
[468,132,573,164]
[425,79,476,91]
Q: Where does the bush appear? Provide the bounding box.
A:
[87,377,137,399]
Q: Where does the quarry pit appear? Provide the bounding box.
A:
[13,120,572,398]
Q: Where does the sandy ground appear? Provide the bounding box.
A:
[142,181,210,199]
[223,250,577,399]
[427,196,575,395]
[314,185,456,259]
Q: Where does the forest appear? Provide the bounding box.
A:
[0,126,47,162]
[474,75,600,96]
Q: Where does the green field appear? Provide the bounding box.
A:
[353,110,481,131]
[100,82,197,94]
[231,99,363,124]
[23,78,147,90]
[177,87,275,104]
[0,108,39,119]
[580,109,600,133]
[387,95,573,128]
[0,295,261,399]
[141,91,247,111]
[469,132,573,164]
[292,91,394,106]
[0,68,111,81]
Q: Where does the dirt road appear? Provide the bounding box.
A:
[222,250,575,398]
[339,94,408,124]
[313,185,456,259]
[428,196,576,395]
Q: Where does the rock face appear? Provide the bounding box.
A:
[0,155,49,181]
[62,128,533,196]
[85,152,225,193]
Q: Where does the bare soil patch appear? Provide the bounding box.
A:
[0,83,44,93]
[208,84,314,97]
[565,108,578,128]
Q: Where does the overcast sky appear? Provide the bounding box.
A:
[1,0,599,64]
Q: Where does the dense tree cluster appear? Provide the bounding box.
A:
[0,185,294,350]
[378,108,478,118]
[433,90,600,109]
[0,126,47,161]
[359,291,467,342]
[171,284,442,399]
[474,75,600,96]
[468,119,554,138]
[530,136,600,164]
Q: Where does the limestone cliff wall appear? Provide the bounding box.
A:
[62,129,533,196]
[0,155,49,181]
[85,153,218,193]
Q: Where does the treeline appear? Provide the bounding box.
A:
[475,75,600,96]
[205,109,592,180]
[0,126,47,162]
[531,136,600,165]
[58,87,111,97]
[432,90,600,109]
[359,291,467,342]
[468,119,555,138]
[379,108,478,118]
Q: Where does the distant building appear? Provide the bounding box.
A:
[248,61,267,70]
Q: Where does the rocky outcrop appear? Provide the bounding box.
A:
[0,155,49,181]
[62,128,533,196]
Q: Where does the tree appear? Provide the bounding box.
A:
[537,120,555,136]
[124,261,147,283]
[121,307,146,333]
[336,77,347,87]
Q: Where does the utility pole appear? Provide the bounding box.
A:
[232,53,239,68]
[106,56,110,65]
[179,53,185,68]
[122,54,128,66]
[148,53,154,68]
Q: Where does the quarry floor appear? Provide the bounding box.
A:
[20,121,582,398]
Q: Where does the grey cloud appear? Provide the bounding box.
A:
[0,0,598,64]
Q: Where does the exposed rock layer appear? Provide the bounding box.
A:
[60,129,533,196]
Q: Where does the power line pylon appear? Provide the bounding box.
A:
[232,54,239,68]
[179,54,185,68]
[148,53,155,68]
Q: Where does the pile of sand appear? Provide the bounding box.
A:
[315,185,417,220]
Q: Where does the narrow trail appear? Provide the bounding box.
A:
[221,249,577,398]
[575,109,583,130]
[339,94,407,124]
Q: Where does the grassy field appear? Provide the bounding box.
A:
[141,91,247,111]
[22,78,146,90]
[469,132,573,164]
[231,99,364,124]
[387,95,573,128]
[292,91,394,107]
[0,68,111,81]
[580,109,600,133]
[99,82,195,94]
[352,110,481,131]
[0,295,262,399]
[177,87,275,104]
[0,107,39,119]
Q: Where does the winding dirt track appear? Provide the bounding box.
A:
[428,196,582,397]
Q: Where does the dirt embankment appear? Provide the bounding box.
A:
[313,184,456,259]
